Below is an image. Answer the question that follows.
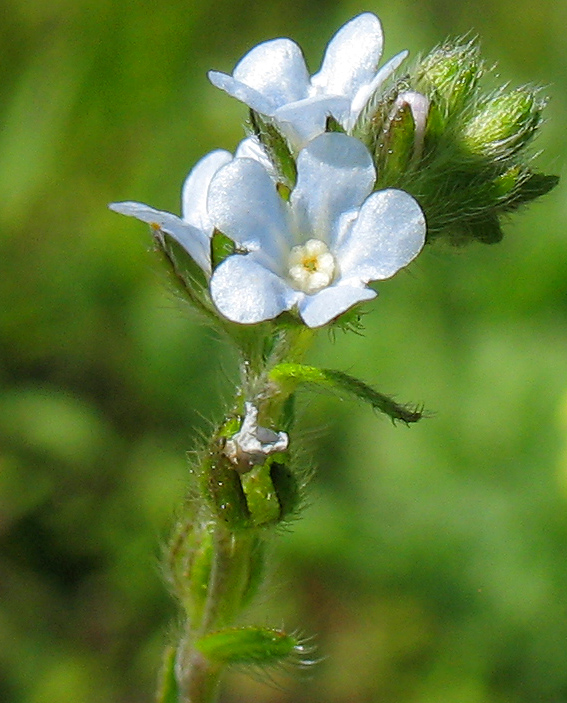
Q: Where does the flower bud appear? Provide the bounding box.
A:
[417,40,482,117]
[461,87,543,160]
[376,91,430,186]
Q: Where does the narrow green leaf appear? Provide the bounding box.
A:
[269,363,424,424]
[195,626,303,666]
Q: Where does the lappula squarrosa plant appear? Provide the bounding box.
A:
[109,12,557,703]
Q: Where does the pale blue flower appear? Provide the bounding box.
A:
[208,133,426,328]
[209,13,407,151]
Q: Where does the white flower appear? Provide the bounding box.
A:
[109,147,253,274]
[208,13,407,151]
[208,132,426,328]
[224,402,289,470]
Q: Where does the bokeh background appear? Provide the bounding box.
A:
[1,0,566,701]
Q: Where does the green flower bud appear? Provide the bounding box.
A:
[461,87,543,160]
[417,40,482,117]
[375,92,430,188]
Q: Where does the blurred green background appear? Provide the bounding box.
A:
[1,0,566,701]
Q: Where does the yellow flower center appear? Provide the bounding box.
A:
[288,239,337,294]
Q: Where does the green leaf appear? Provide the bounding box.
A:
[468,214,504,244]
[152,230,218,322]
[154,230,207,299]
[506,171,559,210]
[195,626,305,666]
[269,363,425,424]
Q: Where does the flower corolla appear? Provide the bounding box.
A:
[208,132,426,328]
[224,402,289,470]
[208,13,407,151]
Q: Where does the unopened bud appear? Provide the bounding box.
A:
[417,40,482,116]
[462,87,543,160]
[393,91,430,163]
[375,92,430,187]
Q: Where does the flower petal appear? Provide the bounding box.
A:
[208,71,275,115]
[108,201,211,273]
[235,136,275,176]
[207,158,291,268]
[210,254,300,324]
[348,50,408,127]
[290,133,375,247]
[181,149,232,230]
[232,38,311,106]
[299,283,376,327]
[336,189,426,283]
[311,13,383,98]
[274,95,351,151]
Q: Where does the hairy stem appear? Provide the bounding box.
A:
[175,526,255,702]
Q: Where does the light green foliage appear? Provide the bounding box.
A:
[1,2,566,703]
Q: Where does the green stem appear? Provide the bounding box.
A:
[201,527,255,632]
[176,648,222,703]
[175,526,255,703]
[171,333,313,703]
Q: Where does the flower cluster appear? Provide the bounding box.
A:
[110,12,556,328]
[110,13,428,329]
